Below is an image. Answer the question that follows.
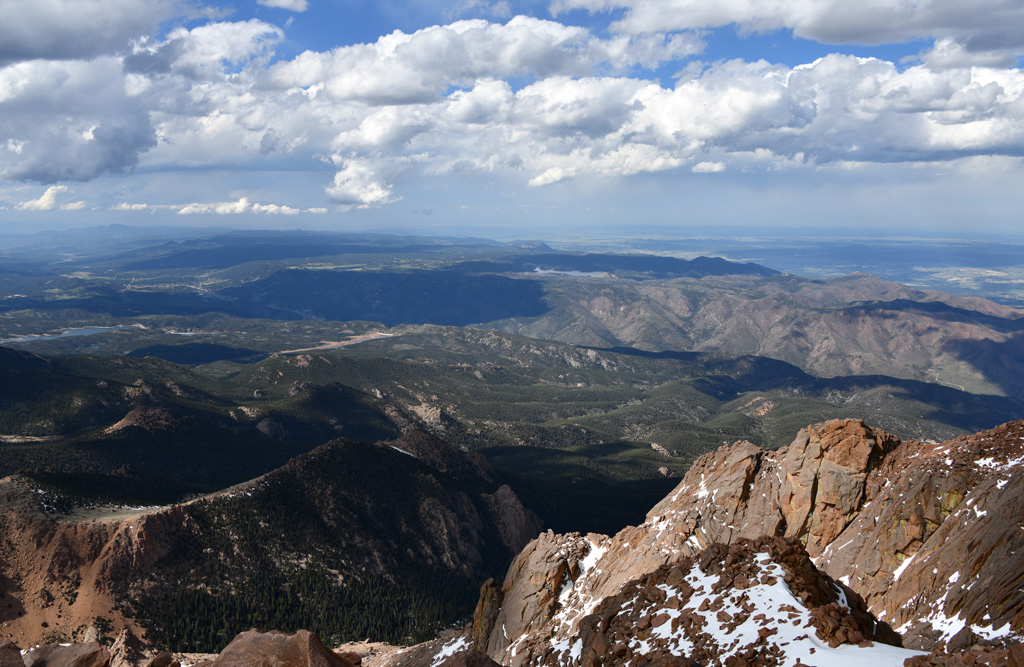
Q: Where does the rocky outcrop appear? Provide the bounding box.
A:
[905,641,1024,667]
[207,629,357,667]
[816,420,1024,648]
[648,419,1024,650]
[0,641,25,667]
[471,419,1024,664]
[376,636,500,667]
[653,418,902,554]
[109,630,148,667]
[23,642,111,667]
[104,407,176,434]
[477,537,912,666]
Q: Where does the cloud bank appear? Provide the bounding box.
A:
[1,0,1022,216]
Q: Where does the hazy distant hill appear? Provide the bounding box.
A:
[483,272,1024,399]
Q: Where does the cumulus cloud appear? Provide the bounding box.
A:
[16,185,68,210]
[12,185,88,210]
[0,58,157,183]
[113,198,325,214]
[126,19,283,81]
[113,202,160,211]
[325,162,400,209]
[264,17,702,105]
[0,0,178,65]
[2,8,1022,213]
[692,161,726,173]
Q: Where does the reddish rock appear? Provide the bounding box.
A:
[0,640,24,667]
[437,652,501,667]
[471,420,1024,663]
[903,641,1024,666]
[471,578,503,653]
[210,629,357,667]
[109,629,146,667]
[485,537,904,666]
[142,653,179,667]
[23,642,111,667]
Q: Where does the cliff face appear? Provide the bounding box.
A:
[470,419,1024,666]
[815,420,1024,647]
[0,477,193,643]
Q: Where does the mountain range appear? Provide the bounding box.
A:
[0,230,1022,665]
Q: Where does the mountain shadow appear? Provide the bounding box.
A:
[845,299,1024,333]
[451,253,778,279]
[220,269,551,326]
[942,333,1024,400]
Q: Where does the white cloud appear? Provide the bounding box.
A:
[257,0,309,11]
[325,162,400,208]
[16,185,68,210]
[919,38,1022,70]
[177,197,326,215]
[113,198,326,214]
[1,10,1022,215]
[549,0,1024,57]
[693,161,725,173]
[113,202,157,211]
[126,19,283,81]
[528,167,573,187]
[309,47,1023,199]
[264,16,701,105]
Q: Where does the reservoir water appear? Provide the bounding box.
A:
[1,325,143,344]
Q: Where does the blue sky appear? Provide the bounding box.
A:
[1,0,1023,234]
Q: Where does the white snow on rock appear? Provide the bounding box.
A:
[430,636,469,667]
[531,552,926,666]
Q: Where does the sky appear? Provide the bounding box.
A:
[1,0,1023,234]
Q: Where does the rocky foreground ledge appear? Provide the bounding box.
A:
[5,419,1023,666]
[386,418,1024,667]
[0,629,368,667]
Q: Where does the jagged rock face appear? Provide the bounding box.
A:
[816,420,1024,648]
[905,642,1024,666]
[646,418,1024,649]
[654,419,902,555]
[381,634,501,667]
[479,537,913,666]
[478,419,1024,662]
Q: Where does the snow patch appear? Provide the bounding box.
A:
[634,553,925,666]
[893,553,916,582]
[430,636,469,667]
